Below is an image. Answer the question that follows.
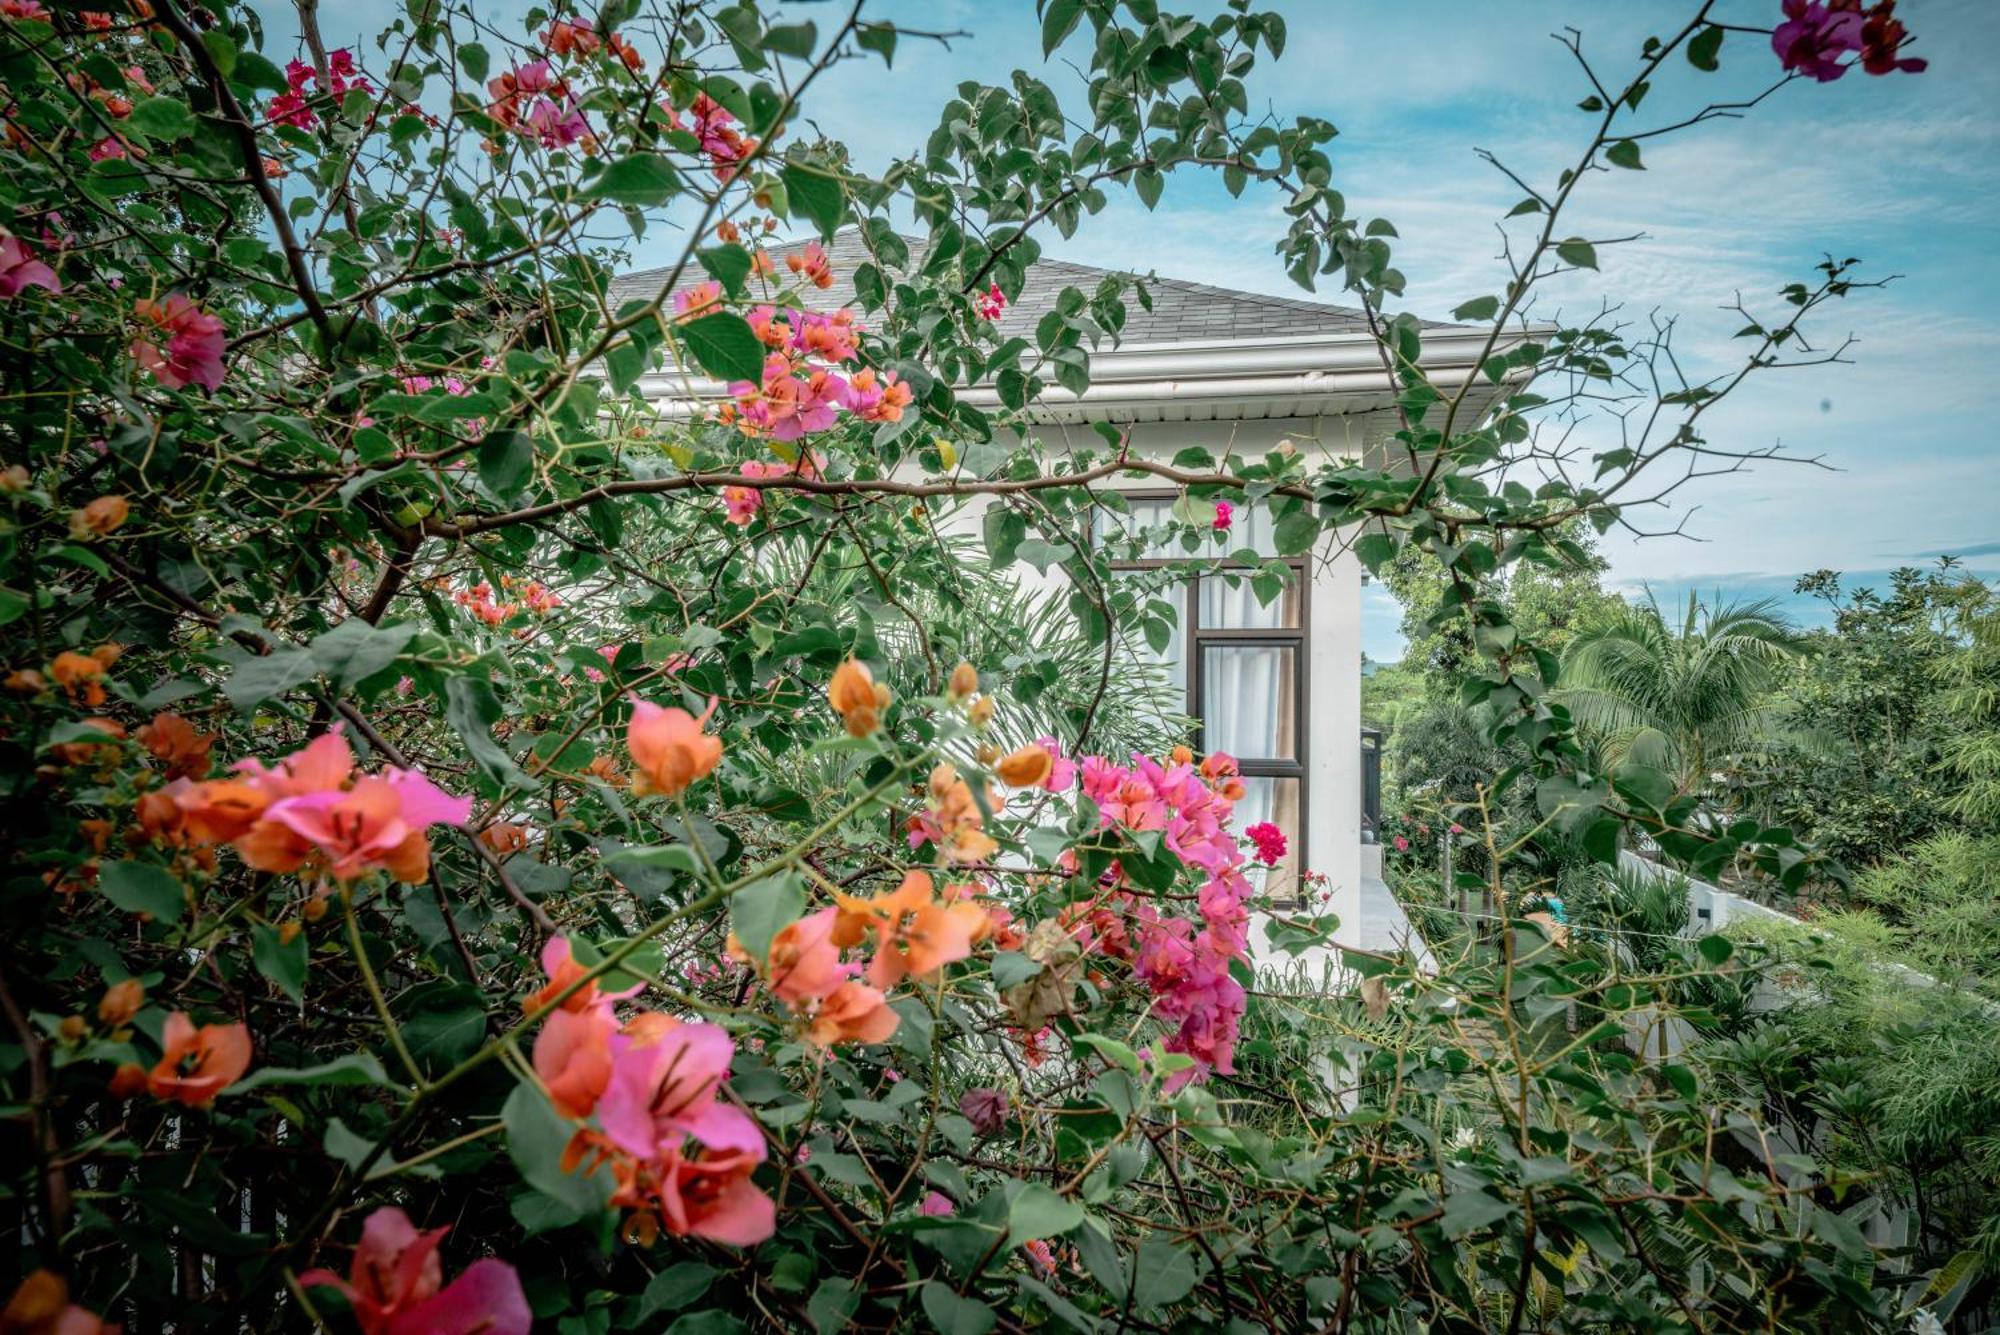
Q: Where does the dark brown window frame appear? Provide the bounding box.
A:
[1093,490,1311,902]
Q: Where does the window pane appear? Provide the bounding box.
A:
[1198,570,1302,628]
[1235,776,1301,905]
[1200,644,1297,761]
[1221,500,1285,559]
[1112,573,1187,712]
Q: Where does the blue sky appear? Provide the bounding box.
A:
[303,1,2000,658]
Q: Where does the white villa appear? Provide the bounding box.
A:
[619,230,1508,959]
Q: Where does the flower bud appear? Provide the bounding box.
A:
[59,1014,87,1043]
[948,661,978,700]
[98,978,144,1026]
[967,695,995,728]
[68,493,129,539]
[995,744,1054,789]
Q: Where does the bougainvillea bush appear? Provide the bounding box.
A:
[0,0,1946,1330]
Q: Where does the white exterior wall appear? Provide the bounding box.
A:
[921,414,1372,936]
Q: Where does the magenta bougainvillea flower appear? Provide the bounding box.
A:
[301,1207,530,1335]
[131,294,226,391]
[1245,820,1287,867]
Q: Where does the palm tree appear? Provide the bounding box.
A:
[1558,590,1802,794]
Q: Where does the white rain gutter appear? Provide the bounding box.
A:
[635,327,1534,423]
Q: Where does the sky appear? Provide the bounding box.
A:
[294,0,2000,659]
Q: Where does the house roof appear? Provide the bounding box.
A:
[609,228,1411,348]
[616,229,1509,426]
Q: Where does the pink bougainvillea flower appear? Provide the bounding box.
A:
[132,294,226,390]
[721,458,787,525]
[524,935,642,1015]
[674,279,722,321]
[975,281,1006,321]
[845,367,913,423]
[301,1206,531,1335]
[526,95,590,148]
[1393,834,1410,852]
[785,239,833,288]
[648,1145,775,1246]
[1212,499,1234,532]
[0,0,51,19]
[1772,0,1864,80]
[740,905,848,1006]
[144,1012,252,1107]
[1034,736,1078,792]
[1245,820,1287,867]
[919,1191,955,1217]
[533,1004,616,1117]
[597,1017,764,1157]
[625,695,723,797]
[0,232,59,298]
[1859,0,1926,74]
[1023,1238,1056,1277]
[257,767,472,883]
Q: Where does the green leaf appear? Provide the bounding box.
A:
[729,872,805,968]
[1131,1240,1200,1311]
[781,163,845,239]
[251,922,307,1004]
[477,429,535,498]
[309,619,416,692]
[233,1053,391,1094]
[761,20,817,59]
[1555,239,1598,270]
[458,41,490,83]
[233,52,289,94]
[1606,139,1644,170]
[126,96,194,141]
[0,586,28,627]
[1007,1183,1084,1247]
[920,1281,996,1335]
[1272,509,1321,556]
[1441,1187,1515,1238]
[505,1081,615,1214]
[634,1263,716,1323]
[1072,1033,1140,1076]
[445,675,531,786]
[1698,933,1734,966]
[98,861,184,924]
[697,244,752,294]
[396,981,488,1071]
[1451,295,1500,322]
[1687,24,1725,71]
[583,152,681,207]
[1041,0,1085,55]
[222,646,318,712]
[677,312,766,383]
[1133,166,1163,211]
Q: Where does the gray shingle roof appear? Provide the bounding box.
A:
[609,228,1393,347]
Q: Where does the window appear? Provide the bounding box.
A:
[1095,494,1306,904]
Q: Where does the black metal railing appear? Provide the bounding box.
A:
[1361,727,1382,843]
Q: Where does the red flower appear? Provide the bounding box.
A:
[1859,0,1926,74]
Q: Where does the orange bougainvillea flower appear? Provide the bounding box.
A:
[49,650,108,706]
[49,717,125,767]
[145,1011,252,1107]
[174,778,270,845]
[729,904,848,1008]
[68,493,129,540]
[136,710,214,779]
[828,658,890,737]
[98,977,144,1027]
[994,743,1054,789]
[533,1005,615,1118]
[908,762,999,865]
[626,696,723,798]
[948,661,978,700]
[834,869,987,990]
[805,980,899,1048]
[2,1269,116,1335]
[479,821,529,855]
